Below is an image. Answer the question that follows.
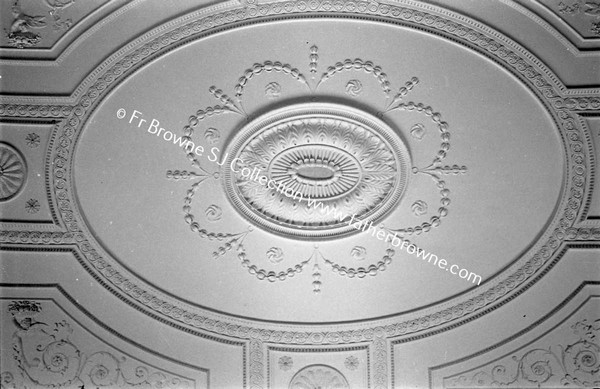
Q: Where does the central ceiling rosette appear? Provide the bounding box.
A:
[167,44,468,291]
[223,103,411,239]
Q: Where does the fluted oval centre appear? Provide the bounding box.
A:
[297,165,334,181]
[269,144,361,199]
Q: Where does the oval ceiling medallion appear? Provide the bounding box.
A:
[223,103,411,239]
[71,3,570,331]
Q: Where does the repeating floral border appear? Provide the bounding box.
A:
[0,0,597,346]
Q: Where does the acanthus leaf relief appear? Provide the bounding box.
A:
[0,301,193,388]
[444,318,600,388]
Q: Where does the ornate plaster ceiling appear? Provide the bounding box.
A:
[70,2,567,327]
[1,0,599,388]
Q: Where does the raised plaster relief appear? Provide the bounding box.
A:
[267,247,284,264]
[5,0,76,48]
[46,0,75,31]
[411,200,428,216]
[165,170,204,180]
[6,0,46,48]
[0,301,192,388]
[25,133,41,148]
[278,356,293,371]
[170,45,467,292]
[558,1,581,14]
[312,260,322,294]
[0,142,27,201]
[288,365,349,389]
[265,82,282,99]
[555,1,600,36]
[309,45,318,74]
[350,246,367,261]
[373,336,388,389]
[559,1,600,15]
[410,123,426,140]
[444,318,600,388]
[344,355,359,371]
[38,0,592,344]
[205,204,223,222]
[204,128,220,144]
[229,109,404,236]
[345,79,363,97]
[25,198,40,213]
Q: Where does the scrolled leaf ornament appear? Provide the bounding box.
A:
[81,352,120,387]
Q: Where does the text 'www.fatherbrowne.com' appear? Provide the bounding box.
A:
[293,197,482,286]
[119,108,482,286]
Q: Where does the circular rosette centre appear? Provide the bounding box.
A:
[223,103,411,239]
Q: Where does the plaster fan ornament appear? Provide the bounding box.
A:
[0,143,27,201]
